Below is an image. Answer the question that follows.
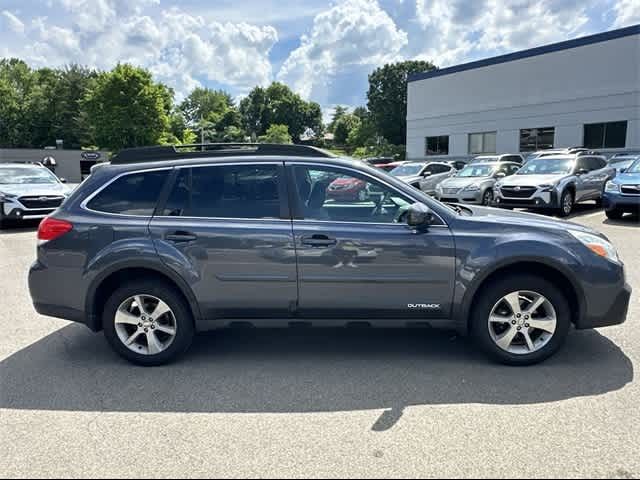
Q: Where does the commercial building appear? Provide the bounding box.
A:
[406,25,640,160]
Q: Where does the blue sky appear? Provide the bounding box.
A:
[1,0,638,118]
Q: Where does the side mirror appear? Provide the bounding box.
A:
[576,168,589,175]
[423,171,432,177]
[59,178,68,183]
[619,168,627,173]
[406,202,434,228]
[495,172,506,179]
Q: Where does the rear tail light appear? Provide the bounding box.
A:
[38,217,73,242]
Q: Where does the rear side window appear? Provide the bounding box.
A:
[427,164,450,174]
[163,164,281,219]
[86,170,169,216]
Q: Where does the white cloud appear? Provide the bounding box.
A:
[414,0,594,66]
[613,0,640,27]
[277,0,408,100]
[3,2,277,100]
[1,10,25,34]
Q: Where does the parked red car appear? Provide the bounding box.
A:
[327,176,370,201]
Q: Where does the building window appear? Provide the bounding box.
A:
[425,136,449,155]
[469,132,497,154]
[584,121,627,149]
[519,127,555,152]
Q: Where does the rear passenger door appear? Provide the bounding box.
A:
[149,162,298,322]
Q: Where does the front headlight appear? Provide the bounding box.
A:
[0,192,17,202]
[539,184,555,192]
[569,230,619,263]
[463,184,480,191]
[605,181,620,193]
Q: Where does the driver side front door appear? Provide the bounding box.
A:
[287,163,456,321]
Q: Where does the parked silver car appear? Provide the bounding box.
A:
[436,162,521,206]
[389,161,455,191]
[493,154,614,217]
[0,163,72,227]
[469,154,525,165]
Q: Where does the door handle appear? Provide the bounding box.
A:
[301,234,337,247]
[166,231,198,243]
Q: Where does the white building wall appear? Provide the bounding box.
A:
[406,30,640,160]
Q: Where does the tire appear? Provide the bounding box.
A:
[103,280,195,366]
[605,208,624,220]
[557,189,574,217]
[470,274,571,366]
[482,189,494,206]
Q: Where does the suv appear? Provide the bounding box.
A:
[389,161,455,191]
[0,162,72,227]
[494,154,614,216]
[28,144,631,366]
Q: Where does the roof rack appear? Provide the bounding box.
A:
[110,143,336,165]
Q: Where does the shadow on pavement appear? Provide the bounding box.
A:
[0,219,39,234]
[0,325,633,431]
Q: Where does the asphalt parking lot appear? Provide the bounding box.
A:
[0,206,638,478]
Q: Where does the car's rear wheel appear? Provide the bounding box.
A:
[103,280,194,366]
[471,275,571,366]
[605,207,624,220]
[557,190,574,217]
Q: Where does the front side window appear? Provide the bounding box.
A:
[163,164,281,219]
[87,170,169,216]
[293,166,412,223]
[425,136,449,155]
[427,164,451,175]
[520,127,555,152]
[584,121,627,149]
[469,132,497,154]
[390,164,425,177]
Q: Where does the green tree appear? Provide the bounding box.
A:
[328,105,348,132]
[179,88,233,125]
[82,64,171,150]
[240,82,322,142]
[333,113,361,145]
[258,124,292,144]
[367,60,437,145]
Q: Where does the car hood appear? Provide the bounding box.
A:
[499,174,564,186]
[613,172,640,184]
[0,183,71,197]
[463,205,599,236]
[441,176,491,188]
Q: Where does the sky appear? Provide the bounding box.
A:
[1,0,639,119]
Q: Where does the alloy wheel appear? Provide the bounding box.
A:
[114,294,177,355]
[488,290,557,355]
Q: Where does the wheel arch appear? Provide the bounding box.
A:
[85,262,202,332]
[460,260,584,335]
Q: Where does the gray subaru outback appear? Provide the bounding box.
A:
[28,144,631,366]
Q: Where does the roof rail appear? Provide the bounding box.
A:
[110,143,336,164]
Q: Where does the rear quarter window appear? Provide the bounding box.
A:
[86,170,170,216]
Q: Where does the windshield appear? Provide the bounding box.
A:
[517,158,574,175]
[627,159,640,174]
[456,165,495,178]
[390,164,424,176]
[610,156,639,165]
[0,166,59,185]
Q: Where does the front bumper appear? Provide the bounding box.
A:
[603,191,640,212]
[493,188,559,209]
[2,198,62,220]
[578,281,632,329]
[436,189,483,204]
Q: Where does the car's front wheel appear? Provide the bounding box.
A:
[557,190,574,217]
[471,275,571,366]
[482,189,494,206]
[103,280,194,366]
